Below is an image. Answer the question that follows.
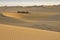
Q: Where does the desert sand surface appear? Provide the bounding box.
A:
[0,24,60,40]
[3,12,25,19]
[0,6,60,40]
[0,12,60,32]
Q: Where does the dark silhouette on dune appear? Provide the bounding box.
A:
[17,11,31,15]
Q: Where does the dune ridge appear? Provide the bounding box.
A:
[2,12,34,22]
[3,12,25,19]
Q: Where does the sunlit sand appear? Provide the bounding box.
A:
[3,12,25,19]
[0,24,60,40]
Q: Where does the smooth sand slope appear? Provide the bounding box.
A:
[3,12,25,19]
[0,24,60,40]
[0,12,60,32]
[2,12,33,22]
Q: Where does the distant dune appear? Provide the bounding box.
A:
[0,24,60,40]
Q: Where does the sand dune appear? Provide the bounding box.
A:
[0,12,60,32]
[0,7,60,40]
[2,12,35,22]
[3,12,25,19]
[0,24,60,40]
[0,6,60,40]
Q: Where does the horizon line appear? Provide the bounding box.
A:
[0,4,60,7]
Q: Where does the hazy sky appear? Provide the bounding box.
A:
[0,0,60,6]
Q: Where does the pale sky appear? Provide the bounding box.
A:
[0,0,60,6]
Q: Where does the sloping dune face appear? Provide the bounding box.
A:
[0,24,60,40]
[2,12,25,19]
[2,12,33,22]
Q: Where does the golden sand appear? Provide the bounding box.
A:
[3,12,25,19]
[0,24,60,40]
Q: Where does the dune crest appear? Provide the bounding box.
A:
[3,12,25,19]
[2,12,35,22]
